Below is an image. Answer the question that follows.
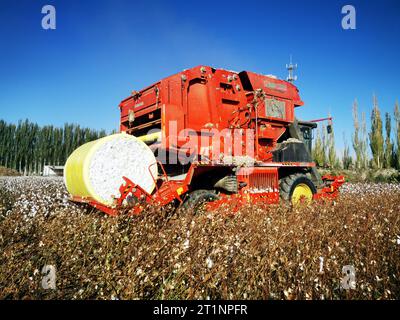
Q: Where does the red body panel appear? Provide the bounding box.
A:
[119,66,304,163]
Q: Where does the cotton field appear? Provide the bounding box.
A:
[0,177,87,220]
[339,182,400,195]
[1,177,400,299]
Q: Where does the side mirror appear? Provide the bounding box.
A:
[327,124,332,134]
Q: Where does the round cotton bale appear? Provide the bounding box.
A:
[64,133,158,206]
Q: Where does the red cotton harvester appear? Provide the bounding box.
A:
[64,65,345,215]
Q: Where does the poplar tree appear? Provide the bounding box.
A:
[0,120,6,166]
[327,114,337,168]
[312,126,324,167]
[360,112,368,169]
[369,95,384,169]
[394,100,400,169]
[342,132,353,169]
[0,119,110,174]
[352,100,362,170]
[321,124,328,167]
[384,112,392,168]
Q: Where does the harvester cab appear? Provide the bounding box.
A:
[64,66,345,215]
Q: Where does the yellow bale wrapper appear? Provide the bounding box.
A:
[64,133,158,206]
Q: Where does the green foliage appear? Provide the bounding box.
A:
[319,168,400,183]
[313,121,339,169]
[0,119,109,175]
[369,95,384,169]
[384,112,393,168]
[352,100,362,169]
[394,100,400,170]
[360,112,368,169]
[327,114,337,168]
[369,170,400,183]
[312,126,325,167]
[342,132,353,170]
[352,100,368,169]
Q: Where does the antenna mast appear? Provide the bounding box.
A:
[286,55,298,83]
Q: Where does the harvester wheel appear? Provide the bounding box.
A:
[181,189,219,215]
[279,173,316,206]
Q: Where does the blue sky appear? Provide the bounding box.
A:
[1,0,400,154]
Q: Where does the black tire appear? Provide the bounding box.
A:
[181,189,219,214]
[279,173,317,204]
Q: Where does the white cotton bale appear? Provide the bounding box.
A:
[64,133,158,206]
